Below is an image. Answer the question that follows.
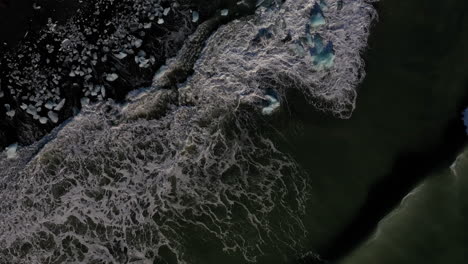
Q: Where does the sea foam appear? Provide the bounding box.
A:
[0,0,377,263]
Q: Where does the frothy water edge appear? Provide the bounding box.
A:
[0,0,378,263]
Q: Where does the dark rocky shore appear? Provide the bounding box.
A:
[0,0,256,149]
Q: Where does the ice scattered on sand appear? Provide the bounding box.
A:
[39,117,48,124]
[114,52,128,60]
[5,143,18,159]
[192,11,199,23]
[48,111,59,123]
[6,110,15,118]
[106,73,119,82]
[54,98,66,111]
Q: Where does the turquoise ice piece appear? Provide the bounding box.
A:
[310,3,326,27]
[308,33,335,69]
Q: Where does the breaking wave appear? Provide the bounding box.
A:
[188,0,377,119]
[0,100,309,263]
[0,0,377,263]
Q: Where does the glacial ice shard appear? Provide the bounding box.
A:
[262,94,281,115]
[5,143,18,159]
[310,3,327,27]
[192,10,199,23]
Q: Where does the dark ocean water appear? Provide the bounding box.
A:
[278,0,468,263]
[139,0,468,262]
[0,0,467,263]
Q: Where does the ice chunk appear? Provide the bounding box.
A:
[5,143,18,159]
[114,52,128,59]
[26,105,37,116]
[138,58,151,68]
[39,117,48,124]
[163,8,170,16]
[308,34,335,69]
[6,110,15,118]
[44,101,54,110]
[221,9,229,16]
[48,111,59,123]
[310,3,326,27]
[106,73,119,82]
[133,39,143,48]
[312,48,335,69]
[192,11,199,23]
[157,18,164,25]
[0,90,3,98]
[262,95,281,115]
[54,98,66,111]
